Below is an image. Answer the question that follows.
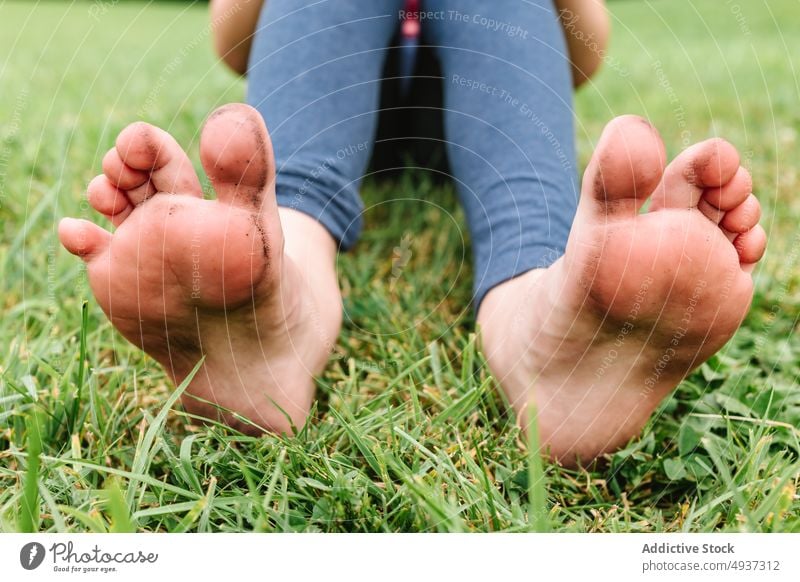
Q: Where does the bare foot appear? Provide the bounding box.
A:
[478,116,766,466]
[59,104,342,434]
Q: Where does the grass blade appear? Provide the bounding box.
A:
[126,357,204,510]
[69,300,89,434]
[103,478,136,533]
[19,410,44,532]
[526,401,550,533]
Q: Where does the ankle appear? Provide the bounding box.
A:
[278,207,343,346]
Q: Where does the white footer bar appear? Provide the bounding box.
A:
[2,533,798,581]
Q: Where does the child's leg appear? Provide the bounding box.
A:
[426,0,766,465]
[555,0,610,86]
[425,0,578,311]
[247,0,404,252]
[59,0,403,434]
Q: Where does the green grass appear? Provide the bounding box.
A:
[1,0,799,532]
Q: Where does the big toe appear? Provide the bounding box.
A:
[199,103,276,211]
[582,115,667,216]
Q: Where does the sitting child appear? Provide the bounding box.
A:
[59,0,764,466]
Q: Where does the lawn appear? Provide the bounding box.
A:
[1,0,799,532]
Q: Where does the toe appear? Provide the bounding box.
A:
[58,218,112,261]
[101,148,149,191]
[703,166,752,211]
[651,138,740,210]
[582,115,667,215]
[199,103,276,210]
[721,194,761,233]
[684,138,740,188]
[115,121,203,203]
[734,224,767,265]
[697,197,725,224]
[87,175,134,225]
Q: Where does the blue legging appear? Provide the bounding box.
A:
[247,0,577,309]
